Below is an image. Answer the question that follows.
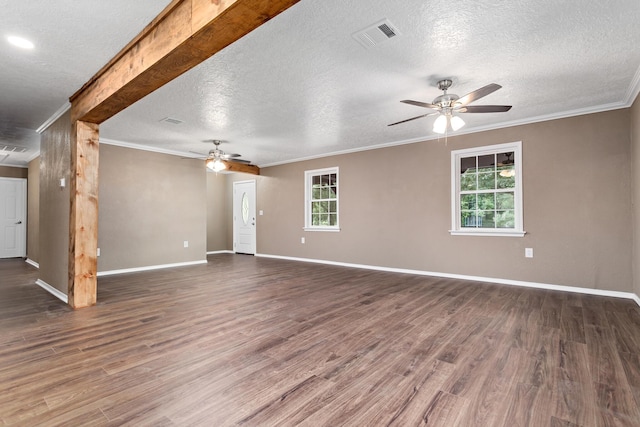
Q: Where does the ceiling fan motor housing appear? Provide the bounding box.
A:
[433,93,459,109]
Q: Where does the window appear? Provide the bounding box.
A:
[304,167,339,231]
[450,141,525,237]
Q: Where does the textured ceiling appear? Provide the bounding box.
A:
[0,0,171,166]
[2,0,640,167]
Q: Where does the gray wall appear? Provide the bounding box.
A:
[27,158,39,263]
[39,110,71,294]
[246,109,632,292]
[206,172,229,252]
[0,166,27,179]
[97,144,207,271]
[36,123,208,296]
[632,97,640,297]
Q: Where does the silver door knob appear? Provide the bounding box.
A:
[15,220,22,224]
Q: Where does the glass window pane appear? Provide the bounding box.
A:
[329,186,337,198]
[328,174,337,186]
[478,210,495,228]
[461,211,479,227]
[477,172,495,190]
[312,213,320,226]
[496,210,515,228]
[497,169,516,188]
[312,175,321,186]
[478,154,494,171]
[477,193,495,210]
[329,201,337,213]
[497,152,514,165]
[461,156,476,173]
[329,214,337,226]
[241,192,249,225]
[460,194,476,210]
[312,201,328,214]
[312,187,321,199]
[496,192,514,210]
[460,172,477,191]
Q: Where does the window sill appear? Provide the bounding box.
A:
[304,227,341,232]
[449,230,526,237]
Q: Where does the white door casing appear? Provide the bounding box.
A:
[0,178,27,258]
[233,180,256,254]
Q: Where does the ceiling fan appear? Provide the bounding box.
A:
[196,140,249,172]
[388,79,512,134]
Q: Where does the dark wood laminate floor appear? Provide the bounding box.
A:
[1,255,640,426]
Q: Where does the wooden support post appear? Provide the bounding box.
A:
[68,121,99,309]
[66,0,298,308]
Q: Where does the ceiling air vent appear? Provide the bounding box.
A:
[0,144,28,153]
[352,19,400,49]
[159,117,184,125]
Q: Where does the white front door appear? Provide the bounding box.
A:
[233,180,256,254]
[0,178,27,258]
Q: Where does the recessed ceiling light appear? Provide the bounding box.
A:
[7,35,34,49]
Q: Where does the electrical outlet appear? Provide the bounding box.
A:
[97,248,100,257]
[184,241,189,248]
[301,237,305,244]
[259,210,264,216]
[525,248,533,258]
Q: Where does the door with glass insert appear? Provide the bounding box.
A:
[233,180,256,254]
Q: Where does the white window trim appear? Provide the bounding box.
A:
[450,141,525,237]
[304,166,340,232]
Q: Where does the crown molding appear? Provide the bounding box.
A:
[625,64,640,106]
[0,162,28,169]
[36,102,71,134]
[99,138,199,158]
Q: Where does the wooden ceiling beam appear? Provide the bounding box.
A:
[69,0,301,123]
[221,160,260,175]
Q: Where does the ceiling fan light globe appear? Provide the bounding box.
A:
[450,115,465,131]
[433,114,447,134]
[212,159,226,172]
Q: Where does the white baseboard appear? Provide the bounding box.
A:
[207,250,234,255]
[35,279,68,304]
[25,258,39,268]
[97,259,208,277]
[255,253,640,307]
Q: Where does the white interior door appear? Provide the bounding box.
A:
[233,180,256,254]
[0,178,26,259]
